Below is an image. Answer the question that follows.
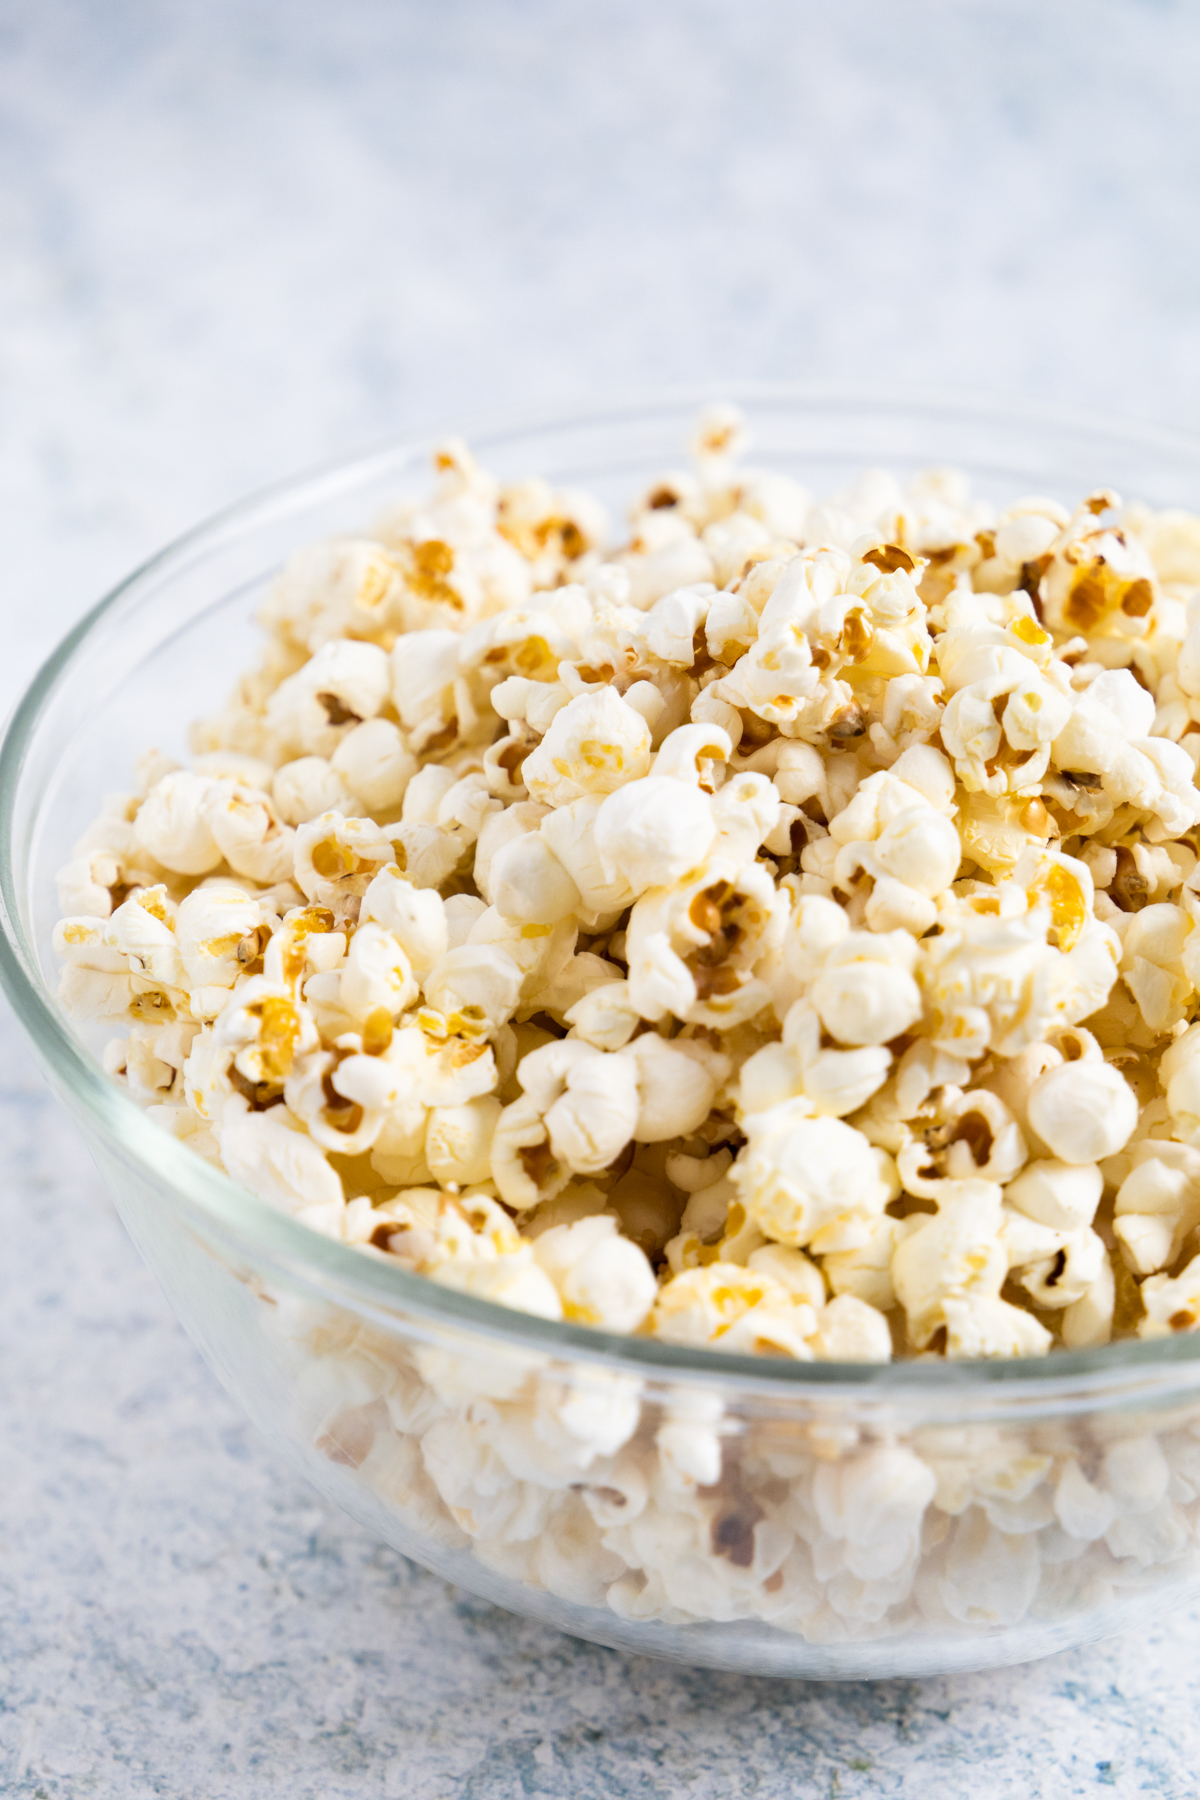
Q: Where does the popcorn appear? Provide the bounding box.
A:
[532,1216,657,1332]
[651,1262,817,1355]
[293,812,400,916]
[389,629,462,747]
[1039,502,1157,641]
[1140,1252,1200,1337]
[175,880,271,1016]
[619,1033,729,1142]
[330,719,417,815]
[1005,1157,1103,1231]
[337,921,419,1022]
[809,938,922,1047]
[1026,1059,1138,1163]
[273,756,355,825]
[212,975,320,1099]
[425,1096,503,1186]
[104,886,186,995]
[732,1101,896,1253]
[488,830,582,925]
[259,537,406,652]
[515,1038,639,1175]
[423,943,524,1028]
[203,782,295,885]
[217,1095,345,1234]
[522,689,652,807]
[1113,1142,1200,1275]
[135,771,223,875]
[809,1294,893,1361]
[539,797,638,920]
[55,411,1200,1374]
[892,1185,1024,1352]
[563,978,641,1051]
[593,777,717,895]
[625,855,780,1027]
[267,638,392,758]
[651,723,732,790]
[360,865,448,977]
[55,917,136,1019]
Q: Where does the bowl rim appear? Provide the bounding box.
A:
[9,379,1200,1396]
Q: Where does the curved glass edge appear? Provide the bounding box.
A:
[6,386,1200,1397]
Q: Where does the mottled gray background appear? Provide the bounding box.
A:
[5,1,1200,1794]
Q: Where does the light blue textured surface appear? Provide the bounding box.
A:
[5,3,1200,1794]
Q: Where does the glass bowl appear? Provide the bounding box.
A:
[7,387,1200,1680]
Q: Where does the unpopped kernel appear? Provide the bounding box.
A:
[57,410,1200,1362]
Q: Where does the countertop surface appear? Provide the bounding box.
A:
[6,4,1200,1795]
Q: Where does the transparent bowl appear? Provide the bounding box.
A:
[7,387,1200,1680]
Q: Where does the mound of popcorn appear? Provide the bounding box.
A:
[55,405,1200,1363]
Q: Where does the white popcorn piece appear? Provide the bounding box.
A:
[260,904,342,991]
[56,845,140,920]
[104,886,186,995]
[260,537,406,651]
[217,1096,345,1235]
[1026,1060,1138,1164]
[267,638,392,758]
[135,771,223,875]
[732,1101,896,1254]
[402,762,458,825]
[742,1239,823,1305]
[594,776,717,896]
[78,970,166,1035]
[490,1093,572,1212]
[388,820,464,891]
[330,718,417,814]
[273,756,355,826]
[563,979,641,1052]
[425,1095,503,1186]
[1139,1252,1200,1337]
[738,1003,892,1120]
[518,1038,640,1174]
[356,864,446,978]
[293,812,400,914]
[428,1241,564,1324]
[626,856,779,1027]
[651,1262,816,1357]
[389,628,461,738]
[203,782,295,885]
[442,893,488,949]
[650,722,732,791]
[618,1033,729,1142]
[532,1216,657,1332]
[488,830,582,926]
[175,880,269,1015]
[284,1043,397,1155]
[522,689,652,807]
[472,800,550,904]
[809,940,922,1047]
[424,944,525,1029]
[539,796,638,920]
[1006,1157,1102,1230]
[212,975,321,1097]
[809,1294,893,1362]
[892,1183,1008,1350]
[338,921,419,1022]
[1113,1141,1200,1275]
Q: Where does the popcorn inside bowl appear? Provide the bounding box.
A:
[56,408,1200,1365]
